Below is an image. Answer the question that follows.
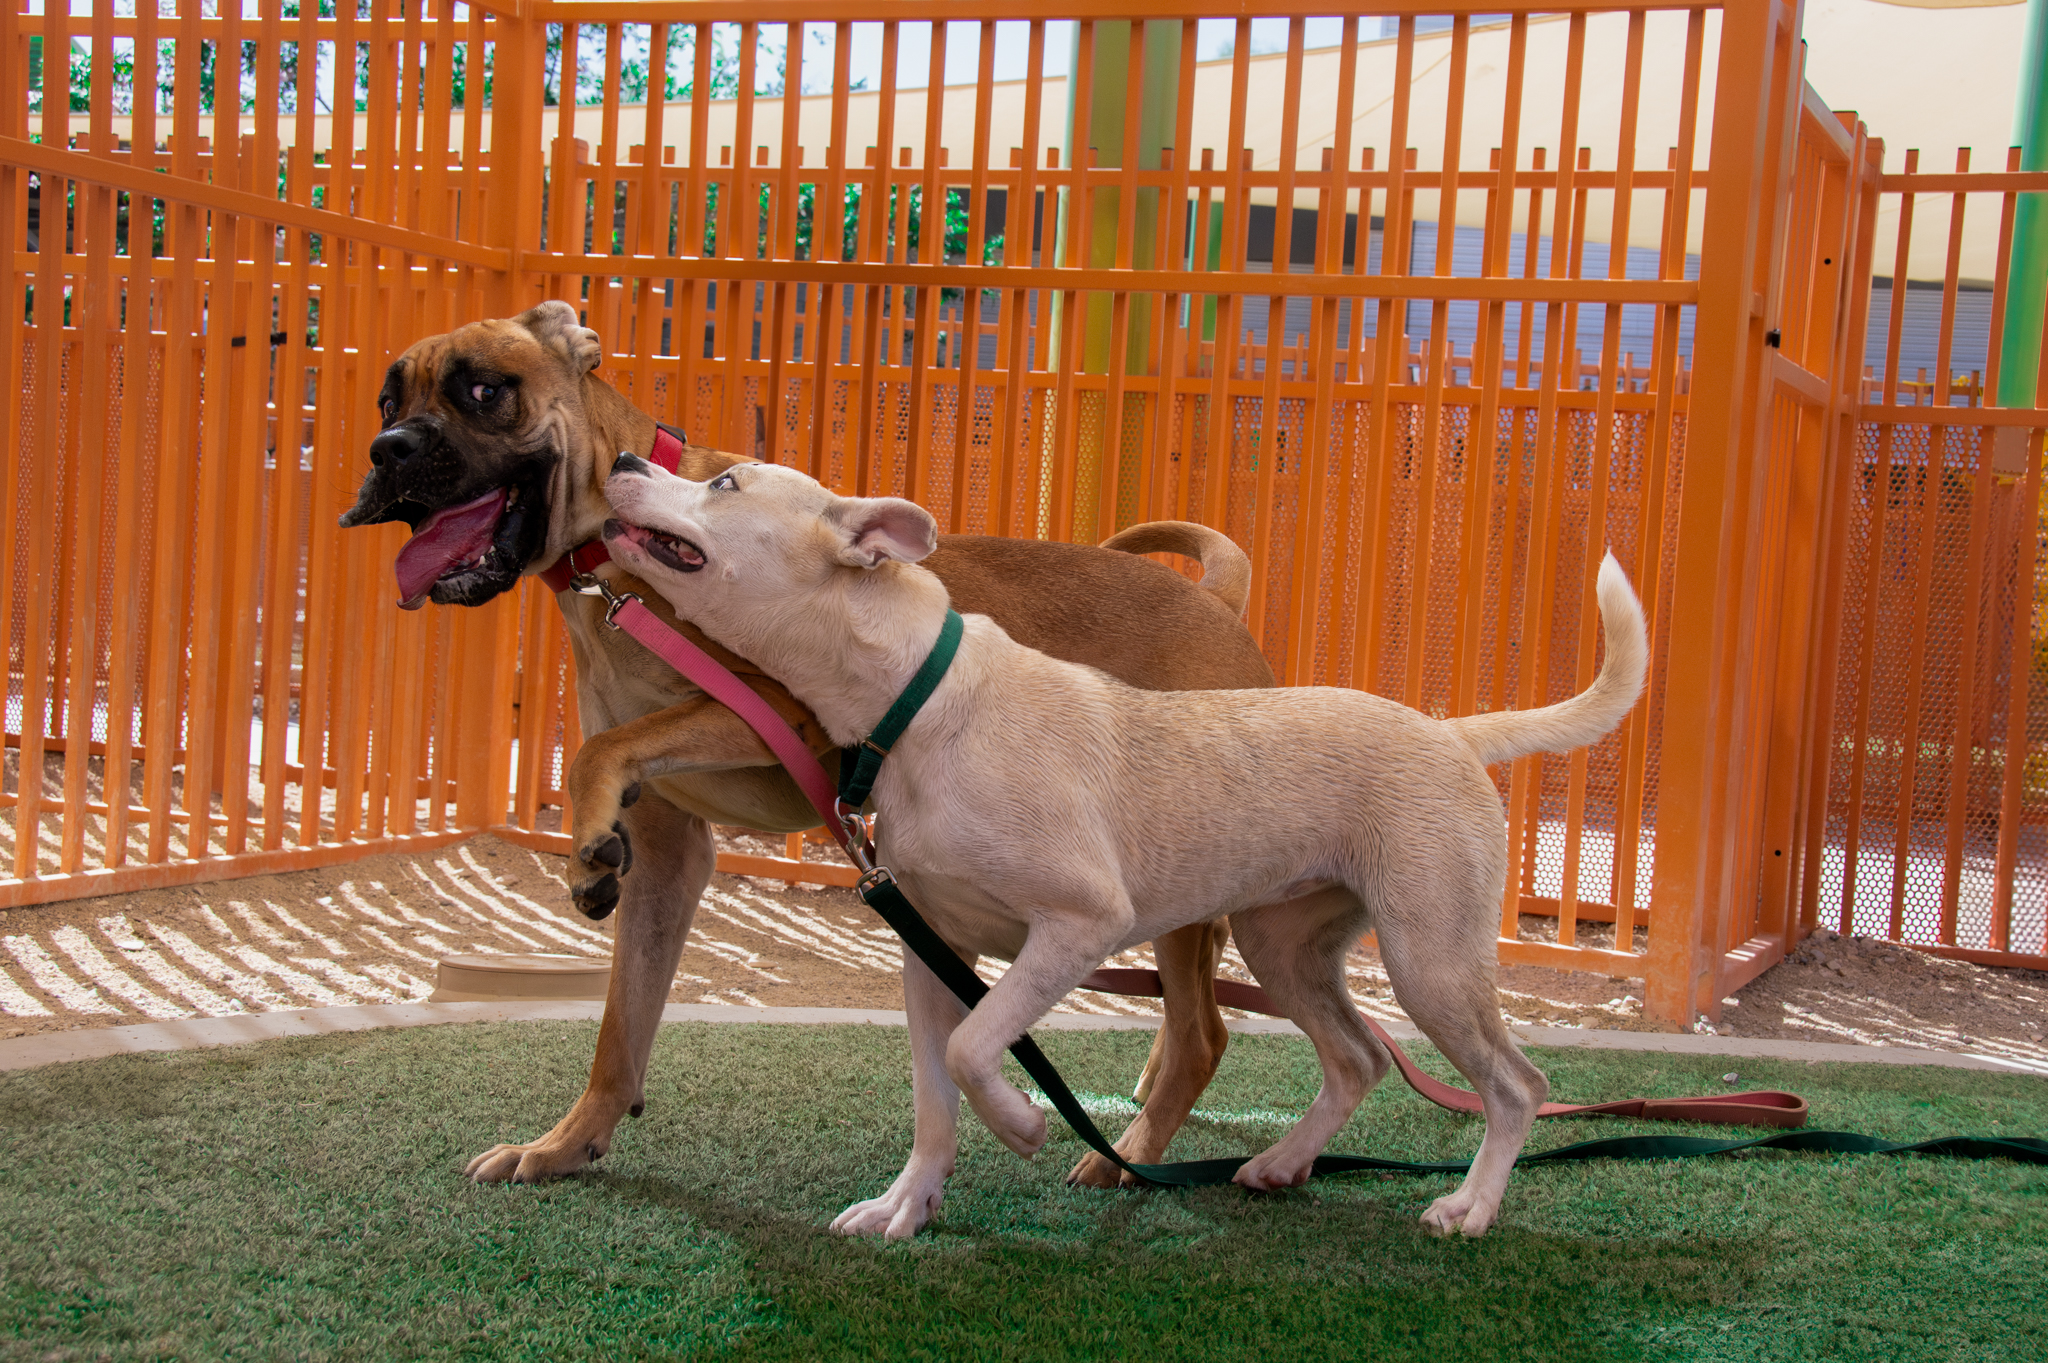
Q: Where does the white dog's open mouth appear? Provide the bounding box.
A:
[602,518,706,574]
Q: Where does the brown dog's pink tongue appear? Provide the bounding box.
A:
[393,489,507,609]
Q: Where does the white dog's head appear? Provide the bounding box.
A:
[600,455,940,659]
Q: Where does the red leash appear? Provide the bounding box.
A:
[1077,967,1808,1128]
[538,424,692,594]
[556,496,1809,1132]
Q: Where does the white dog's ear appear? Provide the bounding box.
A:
[830,496,937,568]
[515,300,603,376]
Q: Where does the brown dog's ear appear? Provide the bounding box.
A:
[514,300,603,376]
[830,496,937,568]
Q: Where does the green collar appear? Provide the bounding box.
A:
[837,609,964,809]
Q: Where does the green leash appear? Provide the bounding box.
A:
[855,868,2048,1182]
[831,610,2048,1185]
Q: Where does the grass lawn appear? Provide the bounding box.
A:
[1,1021,2043,1362]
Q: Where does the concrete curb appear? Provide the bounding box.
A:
[0,1001,2040,1076]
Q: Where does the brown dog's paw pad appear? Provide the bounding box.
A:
[571,818,632,920]
[572,873,620,920]
[579,820,634,874]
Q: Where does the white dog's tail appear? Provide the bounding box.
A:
[1446,553,1649,766]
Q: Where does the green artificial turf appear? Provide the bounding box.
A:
[0,1022,2042,1362]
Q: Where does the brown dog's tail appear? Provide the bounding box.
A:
[1099,521,1254,619]
[1446,553,1649,765]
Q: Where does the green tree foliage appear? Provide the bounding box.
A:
[27,13,848,119]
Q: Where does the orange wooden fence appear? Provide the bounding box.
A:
[4,0,2043,1027]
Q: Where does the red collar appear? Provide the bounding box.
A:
[539,424,687,593]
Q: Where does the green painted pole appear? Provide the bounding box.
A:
[1997,0,2048,407]
[1060,21,1181,373]
[1051,21,1182,533]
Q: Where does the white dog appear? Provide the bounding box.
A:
[593,455,1648,1240]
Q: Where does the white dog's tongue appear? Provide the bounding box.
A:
[394,489,507,609]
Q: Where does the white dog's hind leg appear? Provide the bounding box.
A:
[1225,891,1390,1191]
[1377,928,1547,1239]
[830,949,969,1239]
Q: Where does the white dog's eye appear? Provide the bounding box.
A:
[471,382,498,404]
[710,472,739,491]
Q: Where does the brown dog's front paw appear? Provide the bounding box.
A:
[571,819,635,919]
[1065,1150,1147,1190]
[466,1134,609,1184]
[572,871,620,920]
[583,819,634,876]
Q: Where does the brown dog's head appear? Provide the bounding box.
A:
[338,301,610,609]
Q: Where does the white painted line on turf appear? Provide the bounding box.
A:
[1507,1023,2048,1075]
[0,1003,2036,1077]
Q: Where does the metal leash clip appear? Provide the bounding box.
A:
[568,571,643,629]
[835,797,890,891]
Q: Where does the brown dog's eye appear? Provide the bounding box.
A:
[380,397,397,423]
[471,383,498,404]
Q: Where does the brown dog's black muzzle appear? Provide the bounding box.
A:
[369,424,428,468]
[339,418,468,531]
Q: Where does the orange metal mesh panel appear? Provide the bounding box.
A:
[1633,412,1686,904]
[1820,420,2047,955]
[1369,402,1423,697]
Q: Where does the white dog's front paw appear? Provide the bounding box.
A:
[1420,1188,1499,1238]
[829,1162,951,1240]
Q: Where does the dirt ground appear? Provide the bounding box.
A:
[4,832,2044,1072]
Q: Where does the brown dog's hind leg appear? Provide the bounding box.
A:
[1066,918,1231,1189]
[1226,888,1392,1193]
[465,796,716,1183]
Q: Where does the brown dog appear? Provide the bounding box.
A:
[337,300,1273,1187]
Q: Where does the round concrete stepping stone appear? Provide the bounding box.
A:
[430,953,611,1003]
